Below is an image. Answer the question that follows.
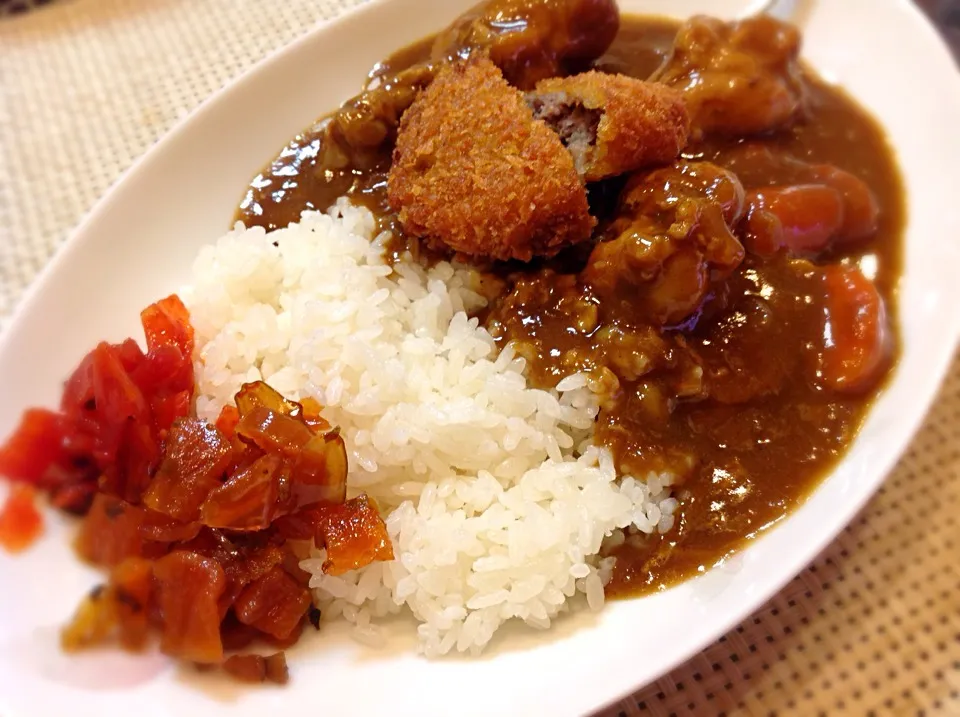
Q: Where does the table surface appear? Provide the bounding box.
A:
[1,1,958,715]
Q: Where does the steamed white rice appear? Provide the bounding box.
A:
[183,200,677,656]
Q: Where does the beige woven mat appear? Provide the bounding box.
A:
[2,1,958,714]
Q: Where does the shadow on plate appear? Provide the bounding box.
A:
[173,598,606,702]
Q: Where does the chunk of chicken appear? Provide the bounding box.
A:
[432,0,620,90]
[652,15,805,137]
[582,162,745,326]
[318,64,436,172]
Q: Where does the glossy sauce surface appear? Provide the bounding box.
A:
[236,16,904,596]
[237,38,434,238]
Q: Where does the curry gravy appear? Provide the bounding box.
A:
[235,16,904,597]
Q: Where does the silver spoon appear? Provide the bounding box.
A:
[739,0,800,20]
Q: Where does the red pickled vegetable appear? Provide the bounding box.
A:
[61,586,117,651]
[151,390,192,436]
[263,615,305,650]
[154,551,226,663]
[818,265,890,394]
[233,566,311,640]
[109,557,154,650]
[277,495,393,576]
[90,342,152,459]
[218,544,285,616]
[74,341,162,504]
[0,409,70,486]
[215,405,240,439]
[222,652,289,685]
[13,294,197,508]
[129,343,193,397]
[319,495,394,575]
[220,612,261,651]
[76,494,145,567]
[200,454,282,531]
[0,284,390,686]
[139,510,202,543]
[264,652,290,684]
[223,653,267,683]
[113,338,147,374]
[235,381,301,417]
[300,398,331,433]
[113,420,162,506]
[237,405,314,456]
[143,419,233,522]
[141,295,195,359]
[50,482,97,516]
[0,484,43,552]
[290,431,348,505]
[61,350,98,418]
[0,293,197,506]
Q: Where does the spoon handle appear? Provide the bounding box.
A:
[740,0,799,20]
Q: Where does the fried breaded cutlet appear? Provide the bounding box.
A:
[387,55,595,263]
[528,72,690,182]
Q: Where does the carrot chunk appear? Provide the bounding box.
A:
[819,265,890,393]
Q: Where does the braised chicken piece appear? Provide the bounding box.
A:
[652,15,805,137]
[583,161,746,326]
[527,71,690,181]
[388,55,594,262]
[432,0,620,89]
[316,64,436,173]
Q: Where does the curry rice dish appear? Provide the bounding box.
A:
[239,5,902,600]
[0,0,903,677]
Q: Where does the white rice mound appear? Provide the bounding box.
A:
[184,200,677,656]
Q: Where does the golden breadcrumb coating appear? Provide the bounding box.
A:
[533,71,690,182]
[387,55,595,262]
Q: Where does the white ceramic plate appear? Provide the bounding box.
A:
[2,1,959,715]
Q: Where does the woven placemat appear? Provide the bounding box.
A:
[2,1,958,714]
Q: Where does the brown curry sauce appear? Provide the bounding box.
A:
[236,16,904,597]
